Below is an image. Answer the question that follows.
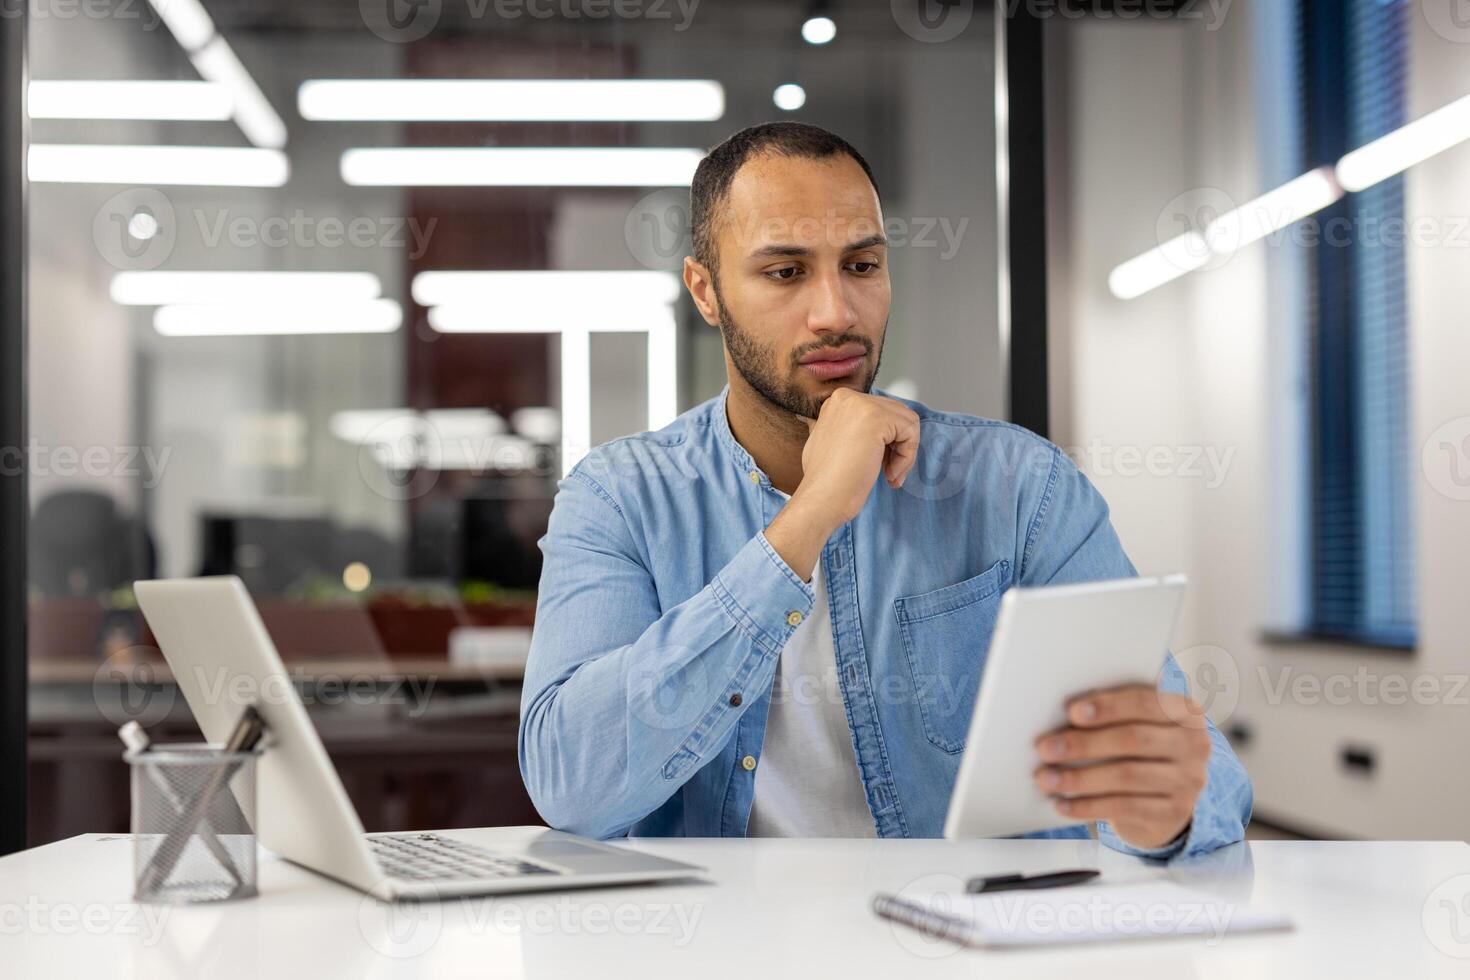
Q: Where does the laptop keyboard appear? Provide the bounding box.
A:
[369,833,563,882]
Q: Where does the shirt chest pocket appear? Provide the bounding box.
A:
[893,559,1012,754]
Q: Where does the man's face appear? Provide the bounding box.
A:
[689,152,891,420]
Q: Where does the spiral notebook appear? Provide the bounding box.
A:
[873,881,1293,948]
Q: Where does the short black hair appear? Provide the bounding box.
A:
[689,121,880,277]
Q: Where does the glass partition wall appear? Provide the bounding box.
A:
[23,0,1004,844]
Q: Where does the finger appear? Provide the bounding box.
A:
[1035,722,1183,763]
[884,435,917,486]
[883,410,921,486]
[1034,760,1191,798]
[1052,793,1178,824]
[1067,685,1207,730]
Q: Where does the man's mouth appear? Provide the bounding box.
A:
[798,343,867,381]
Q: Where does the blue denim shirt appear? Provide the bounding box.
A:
[519,387,1252,858]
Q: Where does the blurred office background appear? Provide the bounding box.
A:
[23,0,1003,843]
[18,0,1470,846]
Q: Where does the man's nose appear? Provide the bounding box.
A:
[806,268,857,335]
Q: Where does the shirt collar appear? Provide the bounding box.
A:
[713,384,765,484]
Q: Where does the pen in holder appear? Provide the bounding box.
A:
[122,707,266,903]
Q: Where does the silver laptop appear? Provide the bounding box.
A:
[133,575,703,901]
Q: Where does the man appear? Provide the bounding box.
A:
[519,122,1251,857]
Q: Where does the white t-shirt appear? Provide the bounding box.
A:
[746,552,877,838]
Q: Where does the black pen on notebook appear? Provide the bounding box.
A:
[966,869,1100,893]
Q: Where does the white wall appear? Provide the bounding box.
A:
[1051,1,1470,838]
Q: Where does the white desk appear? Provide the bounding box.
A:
[4,833,1469,978]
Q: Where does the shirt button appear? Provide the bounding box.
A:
[748,470,761,484]
[786,610,804,626]
[741,755,757,771]
[728,693,743,707]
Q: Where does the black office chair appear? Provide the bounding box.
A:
[30,489,154,597]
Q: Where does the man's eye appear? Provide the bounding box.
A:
[767,267,800,281]
[847,261,879,274]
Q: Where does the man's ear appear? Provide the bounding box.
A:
[682,256,722,327]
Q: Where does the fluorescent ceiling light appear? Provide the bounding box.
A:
[645,319,677,431]
[427,305,676,334]
[299,79,725,122]
[1107,232,1210,300]
[413,269,681,473]
[1112,90,1470,299]
[340,147,703,187]
[29,144,288,186]
[112,271,381,306]
[27,81,233,120]
[192,37,288,149]
[413,270,680,308]
[1108,167,1344,300]
[802,16,837,45]
[154,299,401,336]
[143,0,287,149]
[560,329,591,477]
[145,0,214,50]
[1336,91,1470,192]
[1209,166,1342,250]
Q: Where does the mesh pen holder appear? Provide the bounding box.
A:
[126,744,262,903]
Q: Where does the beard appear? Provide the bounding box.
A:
[715,289,885,421]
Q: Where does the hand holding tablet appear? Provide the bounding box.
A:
[943,575,1203,845]
[1034,681,1212,850]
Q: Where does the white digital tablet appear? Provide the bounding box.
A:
[943,574,1188,840]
